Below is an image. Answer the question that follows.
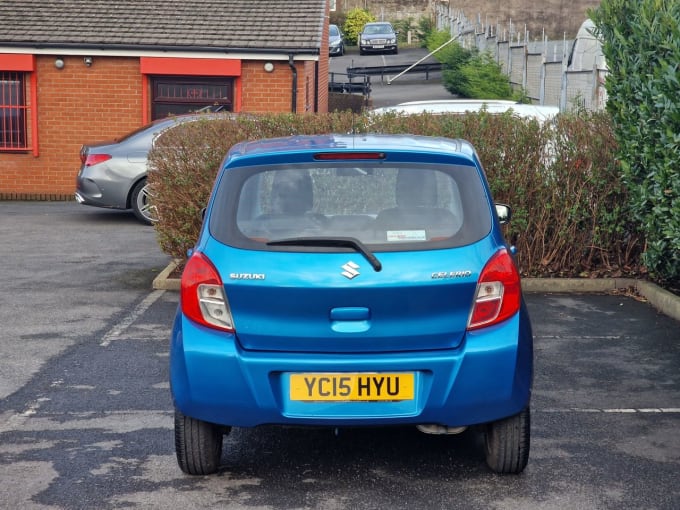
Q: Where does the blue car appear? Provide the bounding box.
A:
[170,134,534,475]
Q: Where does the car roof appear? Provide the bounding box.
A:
[149,112,232,128]
[372,100,560,122]
[226,134,477,160]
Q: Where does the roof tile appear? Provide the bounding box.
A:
[0,0,327,53]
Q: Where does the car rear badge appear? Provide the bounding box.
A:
[431,270,473,279]
[229,273,266,280]
[341,261,360,280]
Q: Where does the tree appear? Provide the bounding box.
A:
[590,0,680,283]
[343,8,375,46]
[459,52,514,99]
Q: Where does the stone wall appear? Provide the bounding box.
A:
[338,0,432,21]
[337,0,600,38]
[445,0,600,39]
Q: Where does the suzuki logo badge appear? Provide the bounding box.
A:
[341,261,360,280]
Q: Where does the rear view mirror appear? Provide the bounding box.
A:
[495,204,512,224]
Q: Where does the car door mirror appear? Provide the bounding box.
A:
[495,204,512,224]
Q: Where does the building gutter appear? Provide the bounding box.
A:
[0,41,320,60]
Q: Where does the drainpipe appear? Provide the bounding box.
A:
[313,60,319,112]
[288,54,297,112]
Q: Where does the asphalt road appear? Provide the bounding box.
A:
[1,200,679,509]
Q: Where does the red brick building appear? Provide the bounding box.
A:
[0,0,330,199]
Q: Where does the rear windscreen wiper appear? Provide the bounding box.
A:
[267,237,382,272]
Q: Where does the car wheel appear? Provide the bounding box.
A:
[174,408,229,475]
[484,406,530,474]
[130,179,158,225]
[393,47,399,55]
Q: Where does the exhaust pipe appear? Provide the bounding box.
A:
[416,424,467,435]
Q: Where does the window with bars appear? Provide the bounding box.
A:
[0,71,28,151]
[151,77,233,120]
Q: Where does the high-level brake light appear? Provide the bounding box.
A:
[314,152,385,160]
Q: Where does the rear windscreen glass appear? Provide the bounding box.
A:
[210,162,492,251]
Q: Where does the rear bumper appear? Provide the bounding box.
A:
[75,166,136,210]
[170,304,533,428]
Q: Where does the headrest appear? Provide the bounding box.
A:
[396,169,437,208]
[271,170,313,214]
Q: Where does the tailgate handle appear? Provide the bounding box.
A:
[330,307,370,321]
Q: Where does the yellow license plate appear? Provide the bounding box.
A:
[289,372,414,402]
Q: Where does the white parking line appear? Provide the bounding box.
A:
[542,408,680,413]
[536,335,624,340]
[100,290,165,347]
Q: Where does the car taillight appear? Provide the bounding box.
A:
[467,248,521,330]
[180,252,234,332]
[83,153,112,166]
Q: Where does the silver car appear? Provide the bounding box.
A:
[75,114,225,224]
[329,24,345,56]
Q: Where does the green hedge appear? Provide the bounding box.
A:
[148,111,642,278]
[590,0,680,284]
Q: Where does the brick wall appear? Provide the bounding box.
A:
[0,55,143,198]
[240,59,328,114]
[241,61,297,113]
[1,53,328,198]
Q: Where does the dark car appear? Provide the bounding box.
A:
[170,133,534,476]
[329,24,345,56]
[75,113,229,224]
[359,22,398,55]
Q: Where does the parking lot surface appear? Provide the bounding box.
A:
[0,201,678,509]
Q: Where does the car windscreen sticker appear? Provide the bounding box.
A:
[386,230,427,242]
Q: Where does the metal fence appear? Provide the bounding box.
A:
[435,6,608,112]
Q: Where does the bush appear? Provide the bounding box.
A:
[426,32,515,100]
[590,1,680,284]
[426,30,469,71]
[342,8,375,46]
[416,15,436,48]
[149,111,642,280]
[458,52,515,99]
[391,18,413,44]
[149,113,357,258]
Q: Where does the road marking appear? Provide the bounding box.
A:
[541,408,680,413]
[100,290,165,347]
[536,335,624,340]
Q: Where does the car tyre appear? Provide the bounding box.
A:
[174,408,228,475]
[484,406,530,474]
[131,178,157,225]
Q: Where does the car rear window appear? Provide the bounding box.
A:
[209,162,492,252]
